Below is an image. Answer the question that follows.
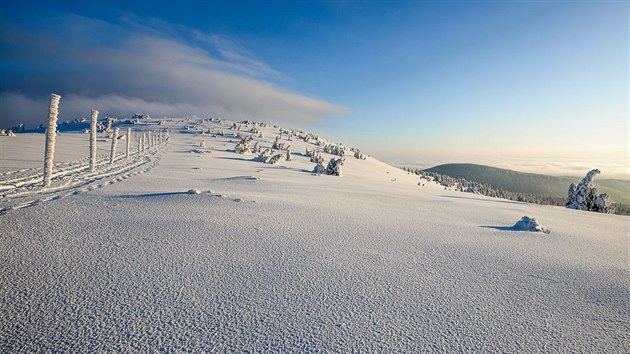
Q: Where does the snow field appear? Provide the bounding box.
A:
[0,117,628,351]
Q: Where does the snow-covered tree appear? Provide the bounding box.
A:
[267,153,285,164]
[305,149,324,163]
[565,169,613,213]
[234,137,252,154]
[326,158,345,176]
[312,162,326,174]
[272,136,286,150]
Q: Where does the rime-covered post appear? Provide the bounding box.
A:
[126,127,131,159]
[89,110,98,172]
[148,131,152,149]
[110,127,119,164]
[43,93,61,187]
[137,134,142,155]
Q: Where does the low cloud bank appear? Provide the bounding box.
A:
[0,14,345,128]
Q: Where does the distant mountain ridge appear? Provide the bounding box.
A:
[424,163,630,205]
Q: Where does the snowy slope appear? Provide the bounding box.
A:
[1,118,628,352]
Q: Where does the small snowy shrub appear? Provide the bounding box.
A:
[104,117,113,132]
[324,144,345,157]
[313,162,326,174]
[234,137,253,154]
[272,136,286,150]
[565,169,613,213]
[257,148,273,163]
[267,153,285,164]
[286,148,292,161]
[353,149,366,160]
[305,149,324,163]
[513,216,550,234]
[326,158,345,176]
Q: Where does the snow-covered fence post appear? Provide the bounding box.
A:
[110,127,119,164]
[137,134,142,155]
[148,132,152,149]
[43,93,61,187]
[126,127,131,159]
[89,109,98,172]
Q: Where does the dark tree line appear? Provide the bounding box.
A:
[402,167,630,216]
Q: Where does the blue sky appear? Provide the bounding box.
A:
[1,0,627,177]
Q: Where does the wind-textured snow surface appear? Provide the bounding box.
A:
[1,118,629,352]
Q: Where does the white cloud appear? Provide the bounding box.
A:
[0,14,346,128]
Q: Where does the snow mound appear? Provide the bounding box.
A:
[513,216,550,234]
[187,189,202,195]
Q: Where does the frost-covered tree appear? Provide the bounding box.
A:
[326,158,345,176]
[257,148,273,163]
[565,169,613,213]
[43,93,61,186]
[323,144,345,157]
[272,136,286,150]
[234,136,253,154]
[305,149,324,163]
[286,148,292,161]
[353,149,366,160]
[104,117,113,132]
[312,162,326,174]
[267,153,285,164]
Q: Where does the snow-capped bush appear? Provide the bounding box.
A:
[267,153,285,165]
[513,216,550,234]
[353,149,366,160]
[326,158,345,176]
[313,162,326,174]
[566,169,613,213]
[305,149,324,163]
[132,113,150,120]
[286,148,292,161]
[257,149,273,163]
[324,144,345,157]
[272,136,286,150]
[311,158,344,176]
[104,117,113,132]
[234,137,253,154]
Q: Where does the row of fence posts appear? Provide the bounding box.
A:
[41,93,167,187]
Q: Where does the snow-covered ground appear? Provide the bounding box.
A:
[1,118,628,352]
